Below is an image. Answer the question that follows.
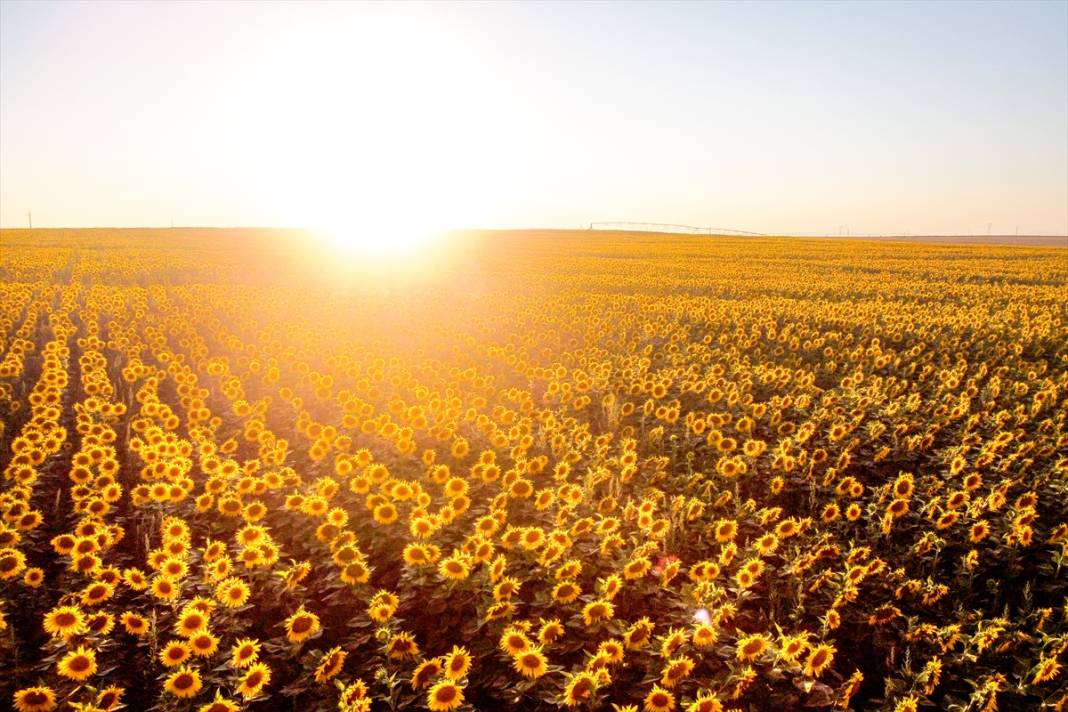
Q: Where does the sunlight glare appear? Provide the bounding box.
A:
[316,220,441,259]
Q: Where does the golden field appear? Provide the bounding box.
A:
[0,228,1065,712]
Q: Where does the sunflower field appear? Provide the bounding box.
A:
[0,228,1066,712]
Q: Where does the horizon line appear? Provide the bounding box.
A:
[1,225,1065,243]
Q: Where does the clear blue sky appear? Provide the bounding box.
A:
[1,0,1066,234]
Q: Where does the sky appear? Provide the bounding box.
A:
[1,0,1066,236]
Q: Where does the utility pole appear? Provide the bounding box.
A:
[28,212,32,229]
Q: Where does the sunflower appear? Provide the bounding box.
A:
[214,577,250,608]
[713,519,737,543]
[57,645,97,681]
[207,557,232,582]
[743,557,765,579]
[70,550,100,576]
[176,608,209,637]
[403,543,431,566]
[340,678,370,710]
[368,600,397,623]
[500,628,532,655]
[935,511,959,530]
[159,557,189,579]
[521,527,545,549]
[239,546,265,569]
[0,521,18,549]
[777,633,809,664]
[97,566,122,586]
[284,606,320,644]
[372,502,398,525]
[660,655,695,688]
[893,696,919,712]
[562,672,597,707]
[485,551,506,580]
[1033,656,1062,684]
[443,645,472,680]
[886,499,909,519]
[42,605,86,638]
[281,559,309,586]
[237,662,272,700]
[742,437,765,457]
[624,557,651,580]
[386,631,420,659]
[582,599,614,626]
[201,539,226,561]
[0,548,26,580]
[969,521,990,543]
[411,658,443,689]
[151,576,180,601]
[196,691,241,712]
[553,580,582,603]
[164,666,203,699]
[839,670,864,709]
[160,640,193,667]
[868,605,900,626]
[50,533,75,555]
[735,568,755,588]
[804,643,836,678]
[643,685,676,712]
[555,559,582,580]
[314,646,348,683]
[409,516,436,541]
[755,534,779,556]
[341,560,371,585]
[230,638,261,668]
[624,618,655,649]
[427,680,464,711]
[22,567,43,587]
[538,618,565,645]
[96,685,124,711]
[775,519,800,538]
[438,555,470,581]
[513,646,549,679]
[13,686,57,712]
[190,631,220,657]
[597,639,625,664]
[86,612,115,635]
[735,633,771,663]
[686,691,724,712]
[493,576,520,601]
[691,623,718,648]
